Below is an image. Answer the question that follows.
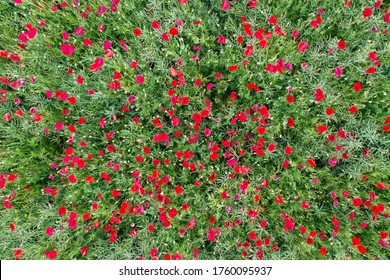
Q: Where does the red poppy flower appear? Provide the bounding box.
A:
[267,143,276,153]
[314,88,325,101]
[80,246,88,257]
[307,159,316,168]
[348,105,357,114]
[316,125,327,134]
[14,248,23,260]
[287,117,295,127]
[337,40,346,50]
[284,145,293,155]
[133,28,142,36]
[161,33,170,41]
[353,82,362,92]
[362,8,373,18]
[111,189,120,197]
[282,160,289,169]
[385,11,390,22]
[268,15,278,24]
[357,245,366,254]
[306,236,314,245]
[67,174,77,184]
[169,27,179,36]
[85,176,94,184]
[352,237,361,246]
[151,20,161,30]
[377,182,386,189]
[326,108,335,116]
[365,67,376,74]
[275,195,283,204]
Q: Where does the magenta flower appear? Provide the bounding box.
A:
[297,41,308,52]
[329,157,338,167]
[221,0,230,11]
[136,75,144,84]
[60,43,75,56]
[217,35,227,44]
[334,66,343,77]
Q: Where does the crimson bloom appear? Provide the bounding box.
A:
[337,40,346,50]
[136,75,144,84]
[60,44,75,56]
[13,248,23,260]
[221,0,230,11]
[362,8,373,18]
[80,246,88,257]
[133,28,142,36]
[45,250,57,259]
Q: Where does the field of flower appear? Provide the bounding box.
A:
[0,0,389,260]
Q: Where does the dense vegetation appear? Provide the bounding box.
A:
[0,0,389,260]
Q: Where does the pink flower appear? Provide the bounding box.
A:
[103,41,112,50]
[329,157,337,167]
[74,27,85,36]
[3,113,11,122]
[221,0,230,11]
[18,32,28,43]
[108,3,117,12]
[297,41,308,52]
[292,29,299,40]
[227,158,237,166]
[334,66,343,77]
[217,35,227,44]
[153,133,169,142]
[151,20,161,30]
[203,128,212,137]
[187,217,196,228]
[379,239,388,247]
[55,122,63,131]
[176,19,183,26]
[97,6,107,16]
[301,201,310,209]
[172,253,183,260]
